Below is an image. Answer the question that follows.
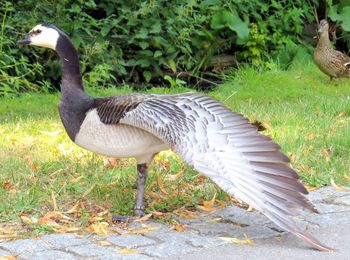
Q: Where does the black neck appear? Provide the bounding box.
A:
[55,33,84,92]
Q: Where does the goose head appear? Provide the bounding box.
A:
[318,19,329,34]
[17,24,60,50]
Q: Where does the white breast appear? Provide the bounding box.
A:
[75,109,169,163]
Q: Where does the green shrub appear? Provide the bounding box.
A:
[0,0,329,94]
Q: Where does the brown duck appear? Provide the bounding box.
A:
[314,19,350,81]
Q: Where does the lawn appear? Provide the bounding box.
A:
[0,62,349,236]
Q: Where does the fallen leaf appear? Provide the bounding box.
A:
[103,158,120,168]
[24,155,38,172]
[207,218,223,223]
[320,148,331,162]
[305,185,321,192]
[117,248,140,254]
[20,216,35,225]
[66,200,80,214]
[246,205,254,212]
[174,224,185,232]
[337,112,345,117]
[134,213,152,222]
[88,216,104,223]
[330,178,348,192]
[156,174,168,195]
[0,256,17,260]
[165,171,183,181]
[174,209,199,219]
[197,193,217,211]
[1,180,18,191]
[220,234,255,246]
[0,234,18,242]
[124,225,158,235]
[343,174,350,181]
[37,211,72,229]
[96,240,113,246]
[297,164,312,174]
[85,222,109,235]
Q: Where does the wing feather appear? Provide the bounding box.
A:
[100,92,331,251]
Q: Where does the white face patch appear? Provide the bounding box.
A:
[28,24,59,50]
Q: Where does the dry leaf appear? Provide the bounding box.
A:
[24,155,38,172]
[66,200,80,214]
[320,148,331,162]
[85,222,109,235]
[197,193,217,211]
[20,216,35,225]
[2,180,18,191]
[174,209,199,219]
[0,233,18,243]
[0,227,15,234]
[37,211,72,228]
[156,174,168,195]
[124,225,158,235]
[0,256,17,260]
[134,213,152,222]
[207,218,223,223]
[166,171,183,181]
[337,112,345,117]
[88,216,104,223]
[174,224,185,232]
[305,185,321,192]
[220,234,255,246]
[103,158,120,168]
[330,178,348,192]
[342,174,350,181]
[96,240,113,246]
[117,248,140,254]
[246,205,254,212]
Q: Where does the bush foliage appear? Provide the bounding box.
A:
[0,0,349,94]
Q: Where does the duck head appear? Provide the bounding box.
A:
[318,19,329,34]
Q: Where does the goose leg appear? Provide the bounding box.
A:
[134,163,148,216]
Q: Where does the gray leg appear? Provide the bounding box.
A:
[134,163,148,216]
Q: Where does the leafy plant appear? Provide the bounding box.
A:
[0,0,331,93]
[0,1,46,96]
[163,75,187,88]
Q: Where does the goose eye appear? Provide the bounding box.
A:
[36,29,42,34]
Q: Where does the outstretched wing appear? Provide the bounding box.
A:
[96,93,331,251]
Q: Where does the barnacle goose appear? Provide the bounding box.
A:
[17,24,331,251]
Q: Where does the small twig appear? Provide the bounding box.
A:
[177,71,219,86]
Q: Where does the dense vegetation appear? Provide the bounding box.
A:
[1,0,349,95]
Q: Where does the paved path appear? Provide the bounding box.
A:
[0,187,349,259]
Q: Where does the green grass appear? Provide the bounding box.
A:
[1,62,349,231]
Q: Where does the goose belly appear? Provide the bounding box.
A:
[74,110,169,162]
